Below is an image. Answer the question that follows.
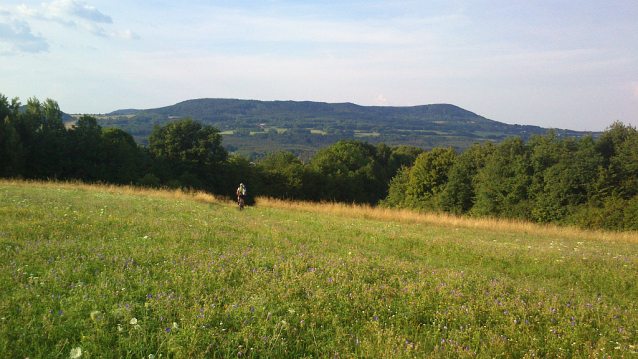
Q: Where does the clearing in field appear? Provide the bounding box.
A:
[1,180,637,358]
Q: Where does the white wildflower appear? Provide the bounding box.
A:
[130,317,138,325]
[69,347,82,359]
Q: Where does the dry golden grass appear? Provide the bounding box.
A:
[255,196,638,243]
[0,179,222,205]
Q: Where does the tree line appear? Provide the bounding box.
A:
[380,123,638,231]
[0,95,420,206]
[2,95,637,231]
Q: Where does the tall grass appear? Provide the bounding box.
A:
[0,179,222,204]
[256,197,638,243]
[1,180,637,358]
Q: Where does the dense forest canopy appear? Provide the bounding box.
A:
[2,93,635,231]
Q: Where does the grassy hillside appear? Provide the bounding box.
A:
[96,99,598,159]
[1,180,637,358]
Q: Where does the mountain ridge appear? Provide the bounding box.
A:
[97,98,598,160]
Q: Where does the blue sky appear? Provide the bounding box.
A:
[1,0,637,131]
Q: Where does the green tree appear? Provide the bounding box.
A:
[439,142,496,214]
[474,137,532,219]
[22,98,67,179]
[404,147,457,209]
[0,95,24,177]
[379,165,411,208]
[309,140,386,203]
[65,115,105,181]
[595,121,636,167]
[258,151,306,200]
[608,124,638,198]
[101,128,144,184]
[148,118,227,191]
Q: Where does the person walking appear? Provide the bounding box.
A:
[236,183,247,208]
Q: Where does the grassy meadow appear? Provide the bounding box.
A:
[1,180,637,358]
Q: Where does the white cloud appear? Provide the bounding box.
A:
[112,29,139,40]
[14,0,137,40]
[59,0,112,24]
[375,94,388,106]
[18,0,111,24]
[0,11,49,54]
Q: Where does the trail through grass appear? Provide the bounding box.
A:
[1,181,637,358]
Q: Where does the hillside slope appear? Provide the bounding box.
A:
[96,99,597,158]
[1,181,636,358]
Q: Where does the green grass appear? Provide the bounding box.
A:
[1,182,637,358]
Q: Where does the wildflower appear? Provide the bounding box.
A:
[69,347,82,359]
[172,322,179,330]
[148,355,155,359]
[117,324,123,332]
[130,317,138,325]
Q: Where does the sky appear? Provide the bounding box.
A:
[1,0,637,131]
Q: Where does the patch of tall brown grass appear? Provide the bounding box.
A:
[255,197,638,243]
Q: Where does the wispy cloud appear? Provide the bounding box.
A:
[0,8,49,54]
[17,0,111,24]
[113,29,140,40]
[13,0,137,40]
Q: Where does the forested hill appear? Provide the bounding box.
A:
[98,99,597,159]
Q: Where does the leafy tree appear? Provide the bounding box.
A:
[387,145,424,169]
[65,115,105,181]
[376,144,423,180]
[0,95,24,177]
[439,142,496,214]
[595,121,636,167]
[530,136,602,222]
[379,165,411,208]
[257,151,306,200]
[101,128,144,184]
[21,98,67,179]
[608,125,638,198]
[404,147,457,208]
[309,140,387,203]
[148,118,227,191]
[473,137,532,219]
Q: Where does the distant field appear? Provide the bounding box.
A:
[1,180,637,358]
